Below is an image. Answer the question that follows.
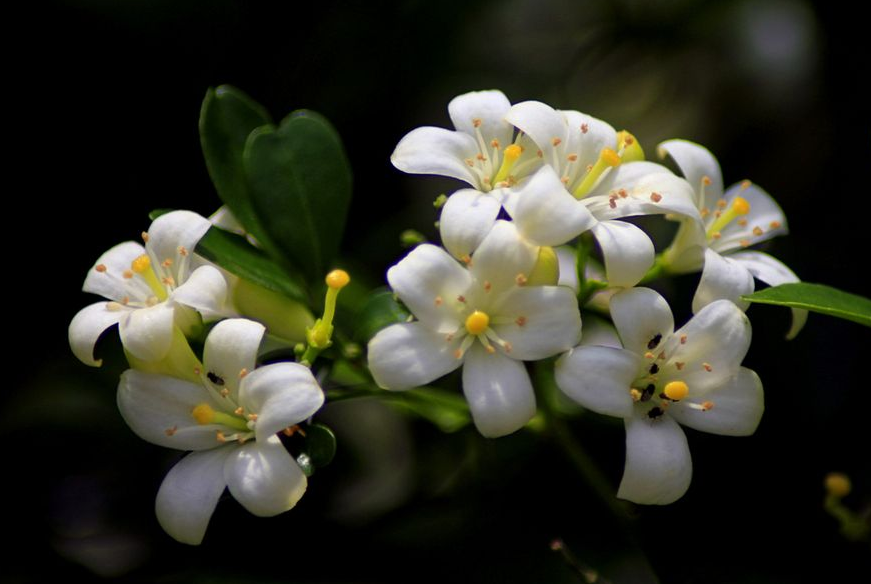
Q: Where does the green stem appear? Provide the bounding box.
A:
[639,253,666,284]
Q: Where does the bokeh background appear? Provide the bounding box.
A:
[7,0,870,582]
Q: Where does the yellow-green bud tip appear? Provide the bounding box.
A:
[465,310,490,335]
[731,196,751,216]
[663,381,689,401]
[131,254,151,273]
[326,269,350,290]
[825,472,852,498]
[191,403,216,425]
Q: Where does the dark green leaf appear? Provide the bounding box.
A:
[354,288,410,342]
[385,387,471,433]
[195,226,308,303]
[199,85,275,249]
[742,282,871,327]
[244,110,352,279]
[148,208,173,220]
[303,423,337,468]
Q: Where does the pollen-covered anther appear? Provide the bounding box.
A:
[675,361,685,370]
[121,296,130,305]
[770,221,782,229]
[491,139,501,148]
[712,232,722,239]
[95,264,107,273]
[283,425,306,437]
[619,189,628,198]
[162,276,175,286]
[703,362,713,372]
[580,123,589,133]
[689,400,715,411]
[650,192,662,203]
[752,226,764,236]
[702,176,712,186]
[453,348,463,359]
[630,388,642,402]
[663,381,689,401]
[472,118,482,128]
[238,368,248,378]
[247,413,258,421]
[162,258,173,267]
[680,334,687,344]
[515,273,528,286]
[220,388,230,398]
[434,295,443,307]
[738,219,748,227]
[644,351,655,360]
[146,296,159,306]
[515,316,527,327]
[457,295,467,303]
[740,239,751,247]
[122,269,134,279]
[567,153,578,162]
[740,180,752,190]
[476,153,486,161]
[234,407,244,416]
[483,280,492,292]
[552,137,562,147]
[537,149,543,158]
[700,208,710,218]
[131,254,151,274]
[216,431,227,443]
[141,231,150,242]
[460,254,472,265]
[445,333,455,342]
[465,158,475,167]
[465,311,490,335]
[716,199,728,210]
[177,245,188,256]
[106,302,124,312]
[165,426,178,436]
[485,345,496,354]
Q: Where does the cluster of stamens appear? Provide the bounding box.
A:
[463,118,536,191]
[96,237,191,310]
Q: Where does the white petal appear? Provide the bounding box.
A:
[490,286,581,360]
[578,314,622,349]
[224,435,307,517]
[591,220,655,288]
[712,183,788,253]
[209,205,246,235]
[511,166,596,246]
[731,251,807,339]
[239,362,325,441]
[203,318,265,398]
[669,367,763,436]
[118,302,176,362]
[117,370,228,451]
[561,110,617,171]
[554,346,639,418]
[146,211,211,273]
[390,126,479,187]
[83,241,151,301]
[68,302,125,366]
[461,345,536,437]
[662,299,752,392]
[656,139,724,209]
[505,101,566,163]
[469,220,538,293]
[155,447,232,545]
[661,220,708,274]
[170,265,231,320]
[585,163,700,222]
[367,322,464,390]
[618,414,692,505]
[609,287,675,355]
[439,189,501,259]
[692,249,755,313]
[448,89,513,148]
[387,244,471,333]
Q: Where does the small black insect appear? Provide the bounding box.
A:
[207,372,225,386]
[641,384,655,402]
[647,333,662,350]
[647,406,664,419]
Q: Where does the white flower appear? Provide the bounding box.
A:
[117,318,324,545]
[501,101,700,287]
[555,287,764,504]
[69,210,233,366]
[658,139,806,338]
[367,221,581,437]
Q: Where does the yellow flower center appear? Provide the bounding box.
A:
[465,310,490,336]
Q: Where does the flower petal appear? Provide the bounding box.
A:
[470,220,538,293]
[561,110,617,171]
[511,166,597,246]
[439,189,502,259]
[391,126,480,187]
[712,182,788,253]
[505,101,566,164]
[224,435,307,516]
[662,299,752,392]
[555,346,639,418]
[68,302,125,366]
[155,447,232,545]
[618,413,692,505]
[448,89,513,148]
[692,249,755,313]
[367,322,464,390]
[171,265,231,320]
[591,220,655,288]
[462,344,536,437]
[490,286,581,360]
[387,244,471,333]
[239,362,325,441]
[83,241,151,301]
[609,287,675,355]
[578,314,622,348]
[117,370,227,451]
[118,302,176,362]
[555,246,579,292]
[203,318,265,397]
[669,367,763,436]
[585,162,700,222]
[146,210,211,280]
[731,251,807,339]
[656,139,724,209]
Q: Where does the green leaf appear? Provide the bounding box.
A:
[303,423,337,468]
[195,226,308,303]
[199,85,275,249]
[742,282,871,327]
[354,288,411,342]
[385,387,471,433]
[244,110,352,280]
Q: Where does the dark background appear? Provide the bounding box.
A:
[6,0,869,582]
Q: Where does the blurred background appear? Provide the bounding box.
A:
[7,0,870,582]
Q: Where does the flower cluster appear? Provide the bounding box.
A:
[370,90,802,503]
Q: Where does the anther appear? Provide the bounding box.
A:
[703,362,713,372]
[647,406,664,420]
[649,363,659,374]
[95,264,107,273]
[738,219,748,227]
[234,407,244,415]
[216,431,227,443]
[283,424,306,437]
[162,258,173,267]
[700,208,710,218]
[453,349,463,359]
[485,345,496,354]
[702,176,712,186]
[644,352,655,360]
[457,295,467,303]
[580,123,589,133]
[121,296,129,305]
[220,388,230,398]
[717,199,728,210]
[207,372,225,386]
[247,413,259,421]
[712,232,722,239]
[465,158,475,167]
[162,276,175,286]
[567,153,578,162]
[537,149,543,158]
[460,255,472,265]
[177,246,188,256]
[770,221,782,229]
[141,231,149,242]
[483,281,492,292]
[131,254,151,274]
[106,302,124,312]
[650,192,662,203]
[472,118,482,128]
[552,137,562,146]
[491,139,500,148]
[740,239,751,247]
[609,199,617,209]
[642,384,655,401]
[675,362,685,370]
[663,381,689,401]
[434,296,443,306]
[123,270,134,279]
[239,368,248,378]
[476,153,486,161]
[680,334,687,344]
[515,273,528,286]
[165,426,178,436]
[740,180,752,190]
[515,316,527,327]
[630,389,642,402]
[619,189,628,198]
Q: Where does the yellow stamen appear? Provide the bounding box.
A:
[663,381,689,401]
[130,254,168,300]
[192,402,250,431]
[707,196,752,239]
[326,269,350,290]
[465,311,490,336]
[573,147,622,198]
